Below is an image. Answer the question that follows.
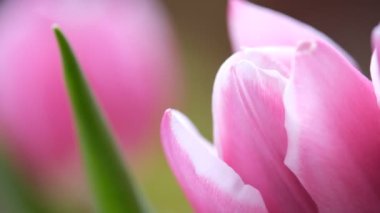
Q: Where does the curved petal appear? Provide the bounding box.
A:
[227,0,354,63]
[239,46,295,77]
[371,50,380,107]
[371,25,380,106]
[371,24,380,50]
[161,109,267,213]
[284,40,380,212]
[212,51,317,212]
[224,46,295,77]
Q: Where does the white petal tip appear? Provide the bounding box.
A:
[373,23,380,35]
[164,108,174,115]
[372,24,380,48]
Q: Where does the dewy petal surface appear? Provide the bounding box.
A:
[213,50,317,212]
[284,40,380,212]
[228,0,353,63]
[161,109,267,213]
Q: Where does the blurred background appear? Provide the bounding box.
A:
[0,0,379,212]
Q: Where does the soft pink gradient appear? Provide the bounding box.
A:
[372,24,380,106]
[161,0,380,211]
[161,109,267,213]
[284,40,380,212]
[0,0,180,185]
[228,0,355,64]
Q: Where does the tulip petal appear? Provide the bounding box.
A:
[161,109,267,213]
[370,50,380,107]
[371,25,380,106]
[213,52,317,212]
[228,0,353,63]
[371,24,380,50]
[284,40,380,212]
[237,46,295,77]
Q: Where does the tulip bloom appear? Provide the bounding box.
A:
[0,0,179,185]
[161,0,380,212]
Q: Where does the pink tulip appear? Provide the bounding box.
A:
[161,0,380,212]
[0,0,179,186]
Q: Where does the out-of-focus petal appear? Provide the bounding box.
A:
[212,51,317,212]
[284,40,380,212]
[371,24,380,50]
[227,0,354,63]
[0,0,179,181]
[161,109,267,213]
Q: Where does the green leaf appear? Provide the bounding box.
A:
[53,26,148,213]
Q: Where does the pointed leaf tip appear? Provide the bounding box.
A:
[54,28,148,213]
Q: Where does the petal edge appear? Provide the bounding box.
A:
[161,109,267,213]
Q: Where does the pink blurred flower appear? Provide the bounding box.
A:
[0,0,179,187]
[161,0,380,212]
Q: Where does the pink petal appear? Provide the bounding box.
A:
[161,109,267,213]
[371,25,380,106]
[371,24,380,50]
[212,51,317,212]
[284,40,380,212]
[370,50,380,106]
[227,0,353,63]
[237,46,295,77]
